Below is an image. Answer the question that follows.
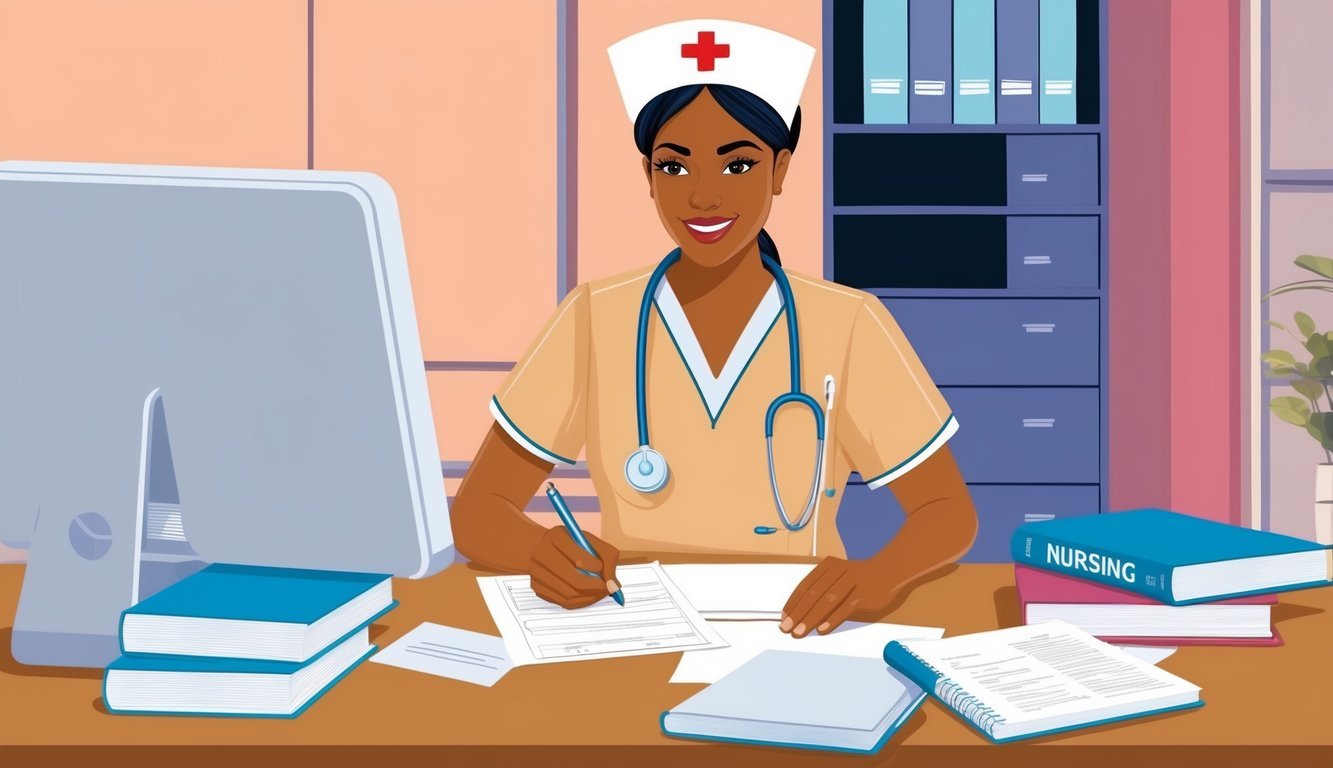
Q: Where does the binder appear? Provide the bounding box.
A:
[997,0,1040,123]
[1039,0,1077,123]
[864,0,909,124]
[953,0,996,124]
[908,0,951,123]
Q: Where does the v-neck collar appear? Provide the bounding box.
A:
[652,276,785,427]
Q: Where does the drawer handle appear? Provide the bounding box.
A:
[1020,173,1049,183]
[1022,255,1052,265]
[1024,513,1056,523]
[1022,323,1055,333]
[1022,418,1056,428]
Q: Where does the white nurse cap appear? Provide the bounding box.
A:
[607,19,815,129]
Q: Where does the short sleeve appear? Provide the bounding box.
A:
[489,285,590,465]
[839,297,958,489]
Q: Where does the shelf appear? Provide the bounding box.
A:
[834,205,1104,216]
[833,123,1105,135]
[864,287,1103,299]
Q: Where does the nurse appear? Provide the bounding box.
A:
[452,20,977,638]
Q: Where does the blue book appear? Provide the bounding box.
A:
[996,0,1039,123]
[953,0,996,124]
[1038,0,1077,123]
[908,0,951,123]
[104,626,375,718]
[884,622,1203,743]
[1012,508,1333,605]
[864,0,909,124]
[661,650,926,754]
[120,563,395,661]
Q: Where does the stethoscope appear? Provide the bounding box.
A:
[624,248,833,535]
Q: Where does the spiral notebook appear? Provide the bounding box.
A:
[883,621,1203,743]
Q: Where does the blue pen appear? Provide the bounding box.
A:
[546,482,625,606]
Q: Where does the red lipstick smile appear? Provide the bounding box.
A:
[681,216,737,244]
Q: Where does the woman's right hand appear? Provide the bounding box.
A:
[529,527,622,609]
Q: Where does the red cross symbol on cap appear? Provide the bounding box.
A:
[681,31,730,72]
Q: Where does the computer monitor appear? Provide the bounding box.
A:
[0,161,454,667]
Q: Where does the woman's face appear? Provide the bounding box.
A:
[642,88,791,269]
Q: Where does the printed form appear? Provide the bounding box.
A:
[477,561,728,665]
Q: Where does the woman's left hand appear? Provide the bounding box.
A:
[779,557,902,638]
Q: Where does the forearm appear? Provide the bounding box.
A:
[864,445,978,592]
[450,424,555,573]
[864,494,977,591]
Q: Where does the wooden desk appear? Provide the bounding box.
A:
[1,561,1329,767]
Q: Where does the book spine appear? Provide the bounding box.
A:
[1012,528,1177,602]
[953,0,996,124]
[884,641,1003,739]
[996,0,1039,123]
[864,0,909,124]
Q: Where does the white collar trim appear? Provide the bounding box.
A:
[653,277,784,421]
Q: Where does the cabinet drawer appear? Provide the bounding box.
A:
[1007,216,1099,289]
[884,298,1099,385]
[1006,135,1099,206]
[944,388,1101,483]
[836,484,1100,562]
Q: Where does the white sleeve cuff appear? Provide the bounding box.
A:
[489,396,576,466]
[864,414,959,490]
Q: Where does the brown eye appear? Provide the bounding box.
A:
[653,160,689,176]
[723,158,757,175]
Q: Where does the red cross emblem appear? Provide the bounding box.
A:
[681,31,730,72]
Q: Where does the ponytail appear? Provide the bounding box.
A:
[757,228,781,265]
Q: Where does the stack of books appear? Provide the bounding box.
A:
[1011,508,1333,646]
[103,563,396,717]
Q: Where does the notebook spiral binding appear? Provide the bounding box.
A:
[898,645,1006,736]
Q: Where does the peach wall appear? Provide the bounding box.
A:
[0,0,307,167]
[313,0,558,363]
[576,1,824,282]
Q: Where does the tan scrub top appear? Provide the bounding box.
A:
[490,262,957,558]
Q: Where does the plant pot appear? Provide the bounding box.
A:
[1317,464,1333,545]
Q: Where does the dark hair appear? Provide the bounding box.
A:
[633,84,801,265]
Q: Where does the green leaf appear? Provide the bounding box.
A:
[1271,396,1311,426]
[1265,320,1288,331]
[1295,254,1333,279]
[1293,379,1325,403]
[1265,367,1298,378]
[1263,350,1297,367]
[1307,413,1333,452]
[1296,312,1317,337]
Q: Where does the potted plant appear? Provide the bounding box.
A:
[1262,254,1333,544]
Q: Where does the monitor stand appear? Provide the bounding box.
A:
[11,389,200,668]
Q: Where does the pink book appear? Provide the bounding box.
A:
[1014,564,1283,647]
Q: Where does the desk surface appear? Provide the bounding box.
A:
[1,560,1330,767]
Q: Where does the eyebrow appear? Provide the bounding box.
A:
[717,140,761,155]
[654,142,691,156]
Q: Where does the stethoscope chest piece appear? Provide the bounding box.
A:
[624,445,669,493]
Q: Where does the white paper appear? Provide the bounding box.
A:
[900,622,1200,740]
[1113,644,1178,666]
[370,622,514,687]
[477,561,728,666]
[670,620,945,684]
[661,563,815,619]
